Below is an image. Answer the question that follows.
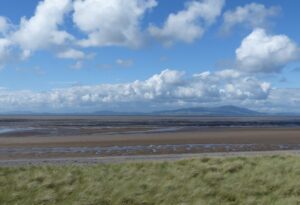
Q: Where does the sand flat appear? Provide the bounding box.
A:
[1,116,300,160]
[1,127,300,160]
[1,127,300,147]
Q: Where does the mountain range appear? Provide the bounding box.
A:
[5,106,300,116]
[86,106,264,116]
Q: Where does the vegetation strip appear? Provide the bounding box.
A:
[1,155,300,204]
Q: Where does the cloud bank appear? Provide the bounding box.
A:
[0,69,273,112]
[0,0,298,113]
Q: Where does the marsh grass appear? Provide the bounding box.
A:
[1,155,300,204]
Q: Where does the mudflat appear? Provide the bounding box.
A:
[1,127,300,147]
[1,116,300,159]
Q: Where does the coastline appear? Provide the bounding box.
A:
[1,127,300,161]
[2,150,300,167]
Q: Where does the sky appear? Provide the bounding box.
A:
[0,0,299,113]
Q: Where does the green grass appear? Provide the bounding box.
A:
[1,155,300,204]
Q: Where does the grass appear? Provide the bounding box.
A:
[1,155,300,204]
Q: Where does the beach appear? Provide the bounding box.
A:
[1,116,300,161]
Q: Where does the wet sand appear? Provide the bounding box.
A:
[2,127,300,146]
[1,127,300,160]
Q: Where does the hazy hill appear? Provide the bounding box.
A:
[152,105,262,116]
[1,106,264,116]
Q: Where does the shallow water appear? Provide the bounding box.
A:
[0,127,34,134]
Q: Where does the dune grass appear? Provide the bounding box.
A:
[1,155,300,204]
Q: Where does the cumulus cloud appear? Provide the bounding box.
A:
[0,38,13,67]
[12,0,73,56]
[148,0,225,46]
[221,3,280,34]
[0,17,16,66]
[236,28,300,73]
[0,69,271,112]
[73,0,157,48]
[248,88,300,113]
[192,69,270,101]
[0,16,13,35]
[271,89,300,110]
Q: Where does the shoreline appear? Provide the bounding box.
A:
[1,150,300,167]
[1,127,300,163]
[1,125,300,165]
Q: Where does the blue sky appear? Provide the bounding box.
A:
[0,0,299,112]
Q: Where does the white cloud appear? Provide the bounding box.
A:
[192,69,270,101]
[116,59,133,67]
[247,88,300,113]
[214,69,241,79]
[0,69,271,112]
[0,38,13,67]
[12,0,73,55]
[148,0,225,46]
[236,28,300,73]
[0,0,77,66]
[270,88,300,111]
[221,3,280,34]
[57,49,86,60]
[73,0,157,48]
[0,17,16,66]
[0,16,12,35]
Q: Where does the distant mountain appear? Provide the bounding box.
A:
[152,106,263,116]
[91,111,144,116]
[0,106,264,116]
[1,111,36,115]
[89,105,263,116]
